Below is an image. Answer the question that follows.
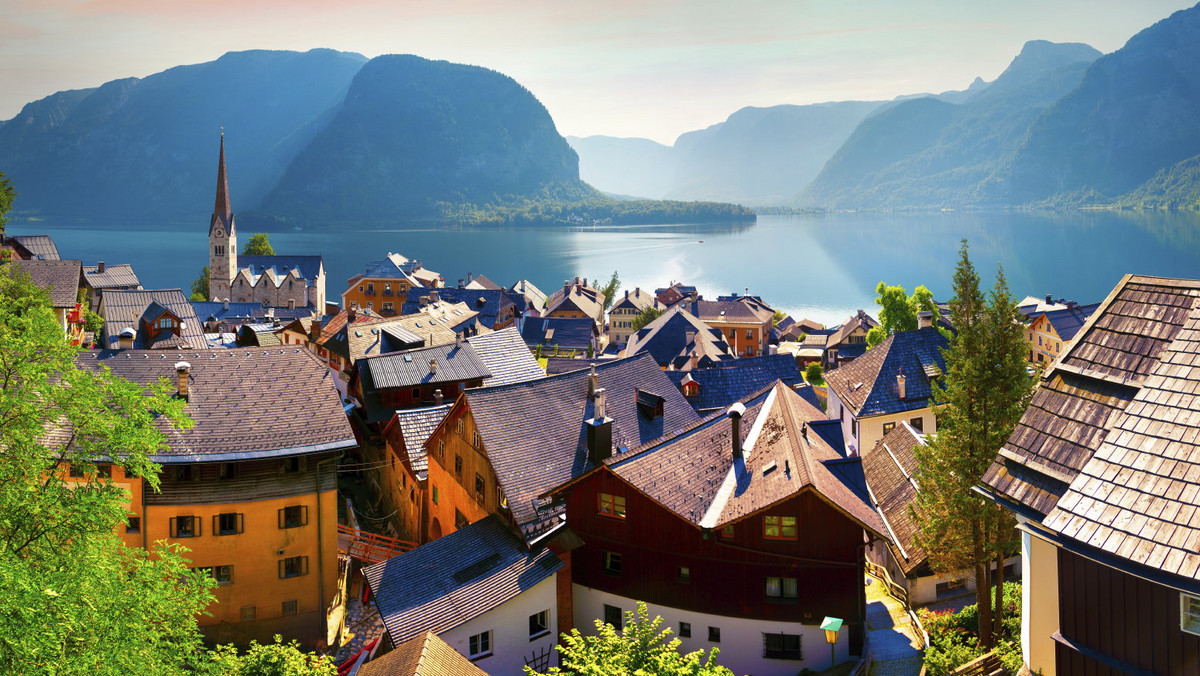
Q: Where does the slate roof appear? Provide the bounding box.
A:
[1036,302,1102,342]
[828,310,879,346]
[82,263,140,290]
[363,515,563,646]
[10,234,60,260]
[394,404,453,477]
[509,279,548,315]
[604,382,884,536]
[190,301,271,323]
[520,316,596,351]
[982,275,1200,584]
[680,297,774,325]
[611,287,658,313]
[624,307,736,370]
[99,289,208,350]
[74,347,355,462]
[544,358,607,375]
[862,422,929,576]
[666,353,803,412]
[825,327,949,418]
[466,353,700,540]
[466,327,545,387]
[348,253,419,284]
[358,631,488,676]
[546,283,605,323]
[361,343,492,390]
[8,258,82,307]
[237,254,323,286]
[402,288,512,329]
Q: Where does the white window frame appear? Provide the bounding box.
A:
[1182,592,1200,635]
[468,630,493,658]
[529,609,550,640]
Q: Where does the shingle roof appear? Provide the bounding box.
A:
[624,307,736,370]
[10,235,60,260]
[982,275,1200,583]
[466,327,545,387]
[544,358,607,375]
[8,258,81,307]
[358,631,488,676]
[862,422,928,576]
[606,382,884,536]
[190,301,272,323]
[520,316,596,351]
[349,253,419,283]
[394,404,453,476]
[322,304,478,364]
[665,353,803,412]
[82,263,140,290]
[680,298,773,325]
[825,327,949,418]
[75,347,355,462]
[546,284,605,322]
[1036,302,1102,342]
[402,288,512,329]
[99,289,208,350]
[237,254,323,286]
[828,310,879,347]
[611,288,658,313]
[363,515,563,646]
[361,343,492,390]
[466,353,700,540]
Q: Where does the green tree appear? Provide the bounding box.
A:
[630,306,663,332]
[0,171,14,235]
[191,265,210,302]
[772,309,786,326]
[804,362,824,386]
[207,636,335,676]
[596,270,620,312]
[866,281,938,347]
[912,241,1033,649]
[243,233,275,256]
[528,601,733,676]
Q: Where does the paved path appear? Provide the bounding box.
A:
[332,595,386,666]
[865,575,925,676]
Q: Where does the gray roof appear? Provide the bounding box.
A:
[625,306,736,369]
[520,316,597,351]
[466,327,545,387]
[10,235,60,260]
[862,422,929,576]
[82,263,140,290]
[99,289,208,350]
[1037,302,1102,342]
[665,353,803,412]
[350,253,419,283]
[7,259,82,307]
[402,288,513,329]
[237,254,324,285]
[363,515,563,646]
[394,404,453,477]
[825,327,949,418]
[361,343,492,390]
[75,348,356,462]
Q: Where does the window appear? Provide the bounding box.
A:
[411,387,421,399]
[763,633,802,660]
[215,512,244,536]
[366,283,375,296]
[279,556,308,578]
[679,622,691,638]
[156,317,176,330]
[529,609,550,639]
[218,463,236,480]
[69,464,85,478]
[763,515,797,540]
[174,465,194,482]
[598,492,627,519]
[475,473,486,503]
[281,456,303,474]
[455,454,463,477]
[468,630,492,659]
[708,626,721,642]
[603,604,623,630]
[96,464,112,478]
[1183,593,1200,635]
[910,417,924,432]
[126,516,141,534]
[765,576,798,599]
[282,600,298,616]
[455,509,469,529]
[746,329,753,339]
[170,516,200,538]
[603,550,622,576]
[677,566,691,583]
[240,606,256,621]
[719,525,734,539]
[366,302,373,310]
[432,485,439,505]
[279,505,308,529]
[882,422,895,435]
[473,430,482,448]
[457,418,465,434]
[852,418,859,440]
[197,565,233,585]
[382,302,393,312]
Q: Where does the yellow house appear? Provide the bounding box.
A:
[73,347,358,648]
[1022,302,1099,366]
[342,254,431,316]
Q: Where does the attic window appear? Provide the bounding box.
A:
[637,390,665,419]
[453,553,501,584]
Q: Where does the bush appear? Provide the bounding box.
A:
[918,582,1023,676]
[805,362,824,385]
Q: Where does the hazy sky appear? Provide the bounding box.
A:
[2,0,1194,144]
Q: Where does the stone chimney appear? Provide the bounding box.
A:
[347,306,356,323]
[175,361,191,400]
[728,402,746,459]
[586,388,613,464]
[897,368,907,400]
[97,261,106,273]
[310,318,322,343]
[118,327,136,350]
[434,389,444,405]
[587,364,598,397]
[429,358,437,376]
[918,311,933,330]
[430,290,440,304]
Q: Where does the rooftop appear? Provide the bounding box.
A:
[824,327,949,418]
[394,404,454,478]
[665,353,803,412]
[402,288,512,329]
[99,289,208,350]
[9,234,60,260]
[358,631,488,676]
[862,422,928,576]
[623,306,736,370]
[7,258,81,307]
[520,316,597,351]
[82,263,140,290]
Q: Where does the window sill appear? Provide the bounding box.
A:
[529,630,551,642]
[597,513,627,521]
[469,652,493,662]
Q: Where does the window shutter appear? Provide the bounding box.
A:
[169,517,178,538]
[278,559,286,579]
[278,508,285,529]
[212,515,219,535]
[302,505,309,527]
[302,557,309,575]
[237,513,245,534]
[193,516,201,537]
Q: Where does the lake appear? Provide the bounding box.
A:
[8,210,1200,326]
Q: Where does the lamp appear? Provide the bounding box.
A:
[821,616,843,669]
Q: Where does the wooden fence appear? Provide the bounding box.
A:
[948,651,1007,676]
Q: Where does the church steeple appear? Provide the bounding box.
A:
[208,131,238,301]
[210,131,233,233]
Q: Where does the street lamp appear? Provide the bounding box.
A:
[821,616,843,669]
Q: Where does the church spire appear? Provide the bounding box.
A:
[212,130,232,227]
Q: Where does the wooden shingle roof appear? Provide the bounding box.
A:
[862,422,928,576]
[358,631,488,676]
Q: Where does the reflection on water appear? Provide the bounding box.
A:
[9,211,1200,326]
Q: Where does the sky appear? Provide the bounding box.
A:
[2,0,1195,145]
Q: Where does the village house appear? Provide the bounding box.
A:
[678,293,774,358]
[520,316,599,356]
[8,258,83,335]
[545,277,606,327]
[68,347,357,648]
[0,233,60,261]
[98,288,209,351]
[319,302,484,382]
[823,310,879,369]
[979,274,1200,676]
[402,287,516,330]
[607,287,660,348]
[81,261,141,310]
[824,324,947,458]
[622,305,737,370]
[1023,301,1099,366]
[665,352,805,414]
[206,135,326,309]
[353,339,492,421]
[356,630,489,676]
[654,281,697,308]
[548,382,884,675]
[342,253,443,316]
[507,279,548,318]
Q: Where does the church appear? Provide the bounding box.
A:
[207,135,326,309]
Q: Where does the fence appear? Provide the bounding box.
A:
[865,559,929,650]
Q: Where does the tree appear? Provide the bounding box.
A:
[772,309,787,326]
[0,171,14,235]
[630,306,663,332]
[528,601,733,676]
[596,270,620,312]
[804,362,824,386]
[191,265,210,302]
[912,240,1033,649]
[207,636,335,676]
[243,233,275,256]
[866,281,938,347]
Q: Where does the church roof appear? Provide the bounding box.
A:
[209,134,233,235]
[237,255,324,286]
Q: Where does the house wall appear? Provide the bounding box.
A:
[608,305,643,347]
[378,380,473,410]
[424,405,501,540]
[343,278,410,316]
[365,423,423,543]
[574,585,853,676]
[229,271,311,310]
[1024,530,1060,676]
[1026,316,1064,366]
[826,388,935,458]
[438,573,559,676]
[709,320,770,357]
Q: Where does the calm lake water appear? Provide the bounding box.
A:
[9,210,1200,326]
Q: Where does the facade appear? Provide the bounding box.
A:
[824,310,879,369]
[342,253,434,316]
[678,294,774,358]
[206,136,325,309]
[1023,302,1099,366]
[72,347,357,647]
[980,274,1200,676]
[607,287,659,347]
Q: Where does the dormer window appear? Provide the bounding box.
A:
[156,317,177,330]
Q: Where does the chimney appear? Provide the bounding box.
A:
[434,389,444,405]
[624,289,629,299]
[430,290,440,304]
[97,261,106,273]
[728,402,746,459]
[918,311,933,330]
[419,295,430,307]
[897,368,907,401]
[586,388,613,464]
[685,330,696,345]
[1045,294,1053,304]
[467,272,473,284]
[587,364,598,396]
[458,278,464,289]
[118,327,135,350]
[310,318,322,342]
[455,331,463,348]
[223,300,230,311]
[347,306,357,323]
[175,361,191,400]
[429,359,437,376]
[690,353,699,370]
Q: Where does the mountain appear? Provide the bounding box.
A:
[0,49,368,220]
[567,135,674,199]
[261,55,588,222]
[800,40,1101,209]
[1011,4,1200,205]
